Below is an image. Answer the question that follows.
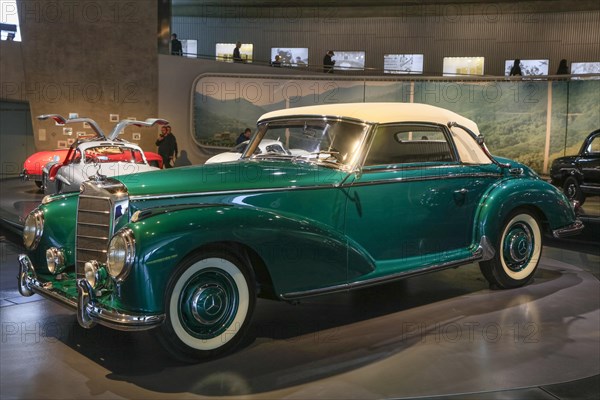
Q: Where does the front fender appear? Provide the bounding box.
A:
[25,195,79,270]
[475,177,576,246]
[118,205,372,312]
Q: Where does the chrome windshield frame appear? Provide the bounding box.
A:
[246,116,373,172]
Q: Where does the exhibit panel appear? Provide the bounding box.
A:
[191,74,600,175]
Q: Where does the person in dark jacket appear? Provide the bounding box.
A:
[323,50,335,73]
[233,41,243,63]
[155,125,178,168]
[509,59,522,76]
[556,59,569,75]
[236,128,252,145]
[171,34,182,56]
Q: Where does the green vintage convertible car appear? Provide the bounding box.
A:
[19,103,583,361]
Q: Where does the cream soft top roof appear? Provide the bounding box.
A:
[258,102,491,165]
[258,102,481,136]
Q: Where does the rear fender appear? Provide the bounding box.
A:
[474,177,576,247]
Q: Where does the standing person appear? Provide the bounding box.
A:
[233,41,243,63]
[155,125,178,168]
[509,59,522,76]
[556,59,569,75]
[271,55,282,67]
[323,50,335,73]
[236,128,252,145]
[171,33,183,56]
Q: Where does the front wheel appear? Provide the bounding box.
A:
[479,211,542,289]
[563,176,585,205]
[156,251,256,362]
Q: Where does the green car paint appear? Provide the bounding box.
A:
[18,103,583,359]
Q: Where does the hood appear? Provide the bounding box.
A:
[116,160,350,197]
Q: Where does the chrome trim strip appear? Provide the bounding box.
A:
[362,163,461,173]
[281,253,482,300]
[129,184,340,202]
[280,237,492,300]
[129,171,501,202]
[258,114,375,128]
[78,234,110,240]
[552,219,584,238]
[18,255,164,331]
[350,172,502,187]
[580,185,600,192]
[42,192,77,205]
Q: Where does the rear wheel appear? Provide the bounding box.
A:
[563,176,585,205]
[480,210,542,289]
[156,251,256,362]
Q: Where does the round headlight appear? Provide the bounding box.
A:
[107,228,135,281]
[46,248,65,274]
[23,210,44,250]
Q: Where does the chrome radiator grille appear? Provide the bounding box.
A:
[76,179,129,278]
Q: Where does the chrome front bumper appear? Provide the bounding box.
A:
[18,254,165,331]
[552,219,585,238]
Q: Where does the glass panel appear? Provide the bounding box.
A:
[365,125,453,166]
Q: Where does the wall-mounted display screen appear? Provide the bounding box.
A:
[443,57,485,76]
[504,59,549,76]
[0,0,21,41]
[571,62,600,75]
[332,51,365,71]
[384,54,424,74]
[181,40,197,58]
[270,48,309,67]
[215,43,253,63]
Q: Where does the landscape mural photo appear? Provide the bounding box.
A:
[193,74,600,174]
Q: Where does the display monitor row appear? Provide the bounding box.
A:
[212,44,599,76]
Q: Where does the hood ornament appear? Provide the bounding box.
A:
[88,159,107,182]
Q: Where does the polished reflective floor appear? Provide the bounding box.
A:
[1,178,599,399]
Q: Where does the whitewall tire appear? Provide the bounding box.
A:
[156,252,256,361]
[480,211,542,289]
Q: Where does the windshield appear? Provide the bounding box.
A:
[79,146,146,164]
[246,118,370,169]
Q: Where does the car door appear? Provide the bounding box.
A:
[579,132,600,189]
[344,123,498,278]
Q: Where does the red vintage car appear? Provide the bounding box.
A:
[21,146,163,188]
[21,115,166,188]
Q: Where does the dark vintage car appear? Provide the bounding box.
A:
[18,103,583,361]
[550,129,600,205]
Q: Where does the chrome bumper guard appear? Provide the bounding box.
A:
[20,170,41,182]
[552,219,585,238]
[18,254,165,331]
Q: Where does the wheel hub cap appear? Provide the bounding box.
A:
[503,222,534,272]
[179,268,239,339]
[191,284,227,324]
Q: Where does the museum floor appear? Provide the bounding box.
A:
[0,177,598,400]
